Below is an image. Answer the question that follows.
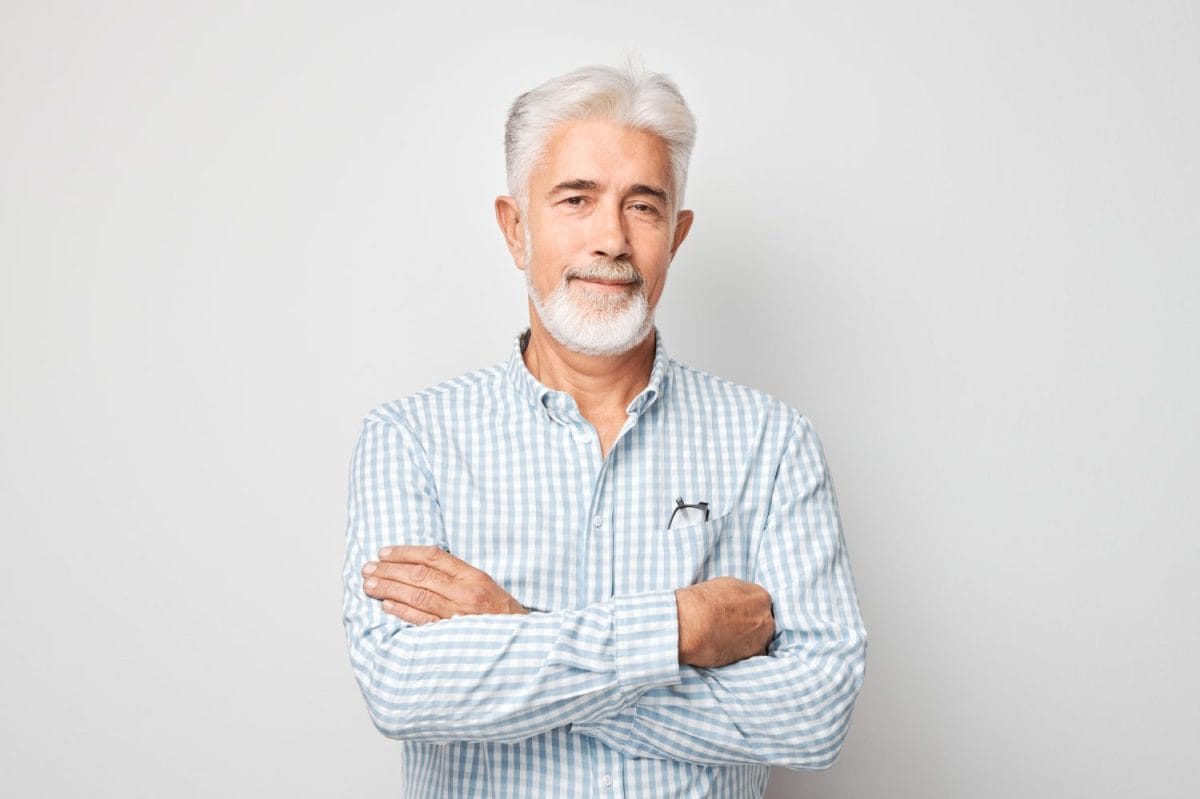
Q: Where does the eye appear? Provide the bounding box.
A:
[564,196,587,206]
[629,202,660,216]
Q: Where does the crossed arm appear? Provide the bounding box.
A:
[342,414,866,769]
[361,545,774,669]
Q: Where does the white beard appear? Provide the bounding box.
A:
[525,257,655,357]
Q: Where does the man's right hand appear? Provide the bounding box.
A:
[675,577,775,668]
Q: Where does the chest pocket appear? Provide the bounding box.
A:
[629,512,730,593]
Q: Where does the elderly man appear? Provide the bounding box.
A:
[342,64,866,798]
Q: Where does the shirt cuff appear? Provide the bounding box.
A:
[612,590,682,692]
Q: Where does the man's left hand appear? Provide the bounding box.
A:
[362,545,527,625]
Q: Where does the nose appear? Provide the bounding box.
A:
[590,202,631,261]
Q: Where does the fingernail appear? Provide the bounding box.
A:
[365,578,378,590]
[362,562,377,575]
[380,547,393,558]
[382,599,393,610]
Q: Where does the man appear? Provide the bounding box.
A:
[342,64,866,798]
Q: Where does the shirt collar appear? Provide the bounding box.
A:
[504,328,671,420]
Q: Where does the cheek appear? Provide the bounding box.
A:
[631,233,674,293]
[530,209,583,247]
[630,221,674,254]
[644,277,667,307]
[525,244,568,298]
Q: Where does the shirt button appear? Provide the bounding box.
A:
[592,515,603,528]
[600,774,613,788]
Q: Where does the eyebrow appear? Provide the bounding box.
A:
[549,179,600,195]
[628,183,670,204]
[547,179,671,205]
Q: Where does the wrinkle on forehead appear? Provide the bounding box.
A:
[533,119,674,206]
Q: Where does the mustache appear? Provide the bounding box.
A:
[564,258,643,285]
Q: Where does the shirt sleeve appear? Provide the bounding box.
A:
[568,416,868,770]
[342,414,682,743]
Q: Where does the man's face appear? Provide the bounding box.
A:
[505,118,692,356]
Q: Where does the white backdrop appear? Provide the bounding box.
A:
[2,2,1197,797]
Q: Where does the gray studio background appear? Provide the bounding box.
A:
[2,2,1197,797]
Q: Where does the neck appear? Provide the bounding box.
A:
[522,309,656,420]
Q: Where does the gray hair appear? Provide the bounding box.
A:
[504,64,697,211]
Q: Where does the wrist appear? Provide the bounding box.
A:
[674,586,698,665]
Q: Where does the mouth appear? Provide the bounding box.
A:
[571,278,639,298]
[575,277,636,287]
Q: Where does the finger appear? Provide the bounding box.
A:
[377,545,478,579]
[381,599,439,626]
[363,576,458,619]
[366,561,458,602]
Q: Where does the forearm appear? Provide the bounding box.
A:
[344,584,682,743]
[570,635,866,769]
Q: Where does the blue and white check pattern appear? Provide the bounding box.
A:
[343,330,866,798]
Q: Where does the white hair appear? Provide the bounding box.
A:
[504,63,697,211]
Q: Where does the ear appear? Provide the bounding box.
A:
[494,196,528,269]
[669,209,694,259]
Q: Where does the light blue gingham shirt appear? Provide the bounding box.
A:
[343,329,866,798]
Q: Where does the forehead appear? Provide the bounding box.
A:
[534,118,671,192]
